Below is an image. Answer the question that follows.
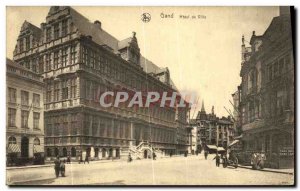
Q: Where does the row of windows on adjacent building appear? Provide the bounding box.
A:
[267,54,292,82]
[8,108,40,129]
[8,88,41,107]
[8,136,41,145]
[241,91,290,124]
[45,114,175,144]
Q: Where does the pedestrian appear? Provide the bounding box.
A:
[213,153,220,167]
[60,160,66,177]
[84,155,89,164]
[78,155,82,164]
[204,150,208,160]
[54,156,61,178]
[152,152,156,160]
[169,152,172,158]
[67,155,71,164]
[128,153,132,162]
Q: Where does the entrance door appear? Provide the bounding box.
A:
[144,150,148,159]
[21,137,29,158]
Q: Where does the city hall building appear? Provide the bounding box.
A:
[12,6,190,160]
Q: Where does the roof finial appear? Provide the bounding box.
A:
[201,100,205,112]
[242,35,245,45]
[212,106,214,115]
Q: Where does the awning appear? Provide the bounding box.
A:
[33,145,44,153]
[228,140,240,147]
[206,145,217,150]
[217,147,226,152]
[7,144,21,153]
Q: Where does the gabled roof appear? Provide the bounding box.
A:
[20,20,42,39]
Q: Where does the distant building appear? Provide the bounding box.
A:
[190,101,235,153]
[6,58,44,165]
[238,7,294,168]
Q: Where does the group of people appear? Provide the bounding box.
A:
[78,155,90,164]
[54,156,66,178]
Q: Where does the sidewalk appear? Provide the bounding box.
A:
[238,165,294,175]
[7,154,187,171]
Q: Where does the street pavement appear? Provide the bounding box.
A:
[7,154,294,186]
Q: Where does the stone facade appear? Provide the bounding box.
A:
[6,58,44,164]
[238,7,294,168]
[12,6,190,160]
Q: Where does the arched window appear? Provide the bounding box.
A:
[8,136,17,145]
[63,148,68,157]
[34,137,40,145]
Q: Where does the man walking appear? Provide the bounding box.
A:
[204,150,208,160]
[54,156,61,178]
[213,153,221,167]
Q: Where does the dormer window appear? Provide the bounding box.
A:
[25,36,30,51]
[19,38,24,52]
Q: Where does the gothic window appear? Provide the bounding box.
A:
[39,57,44,73]
[62,80,68,100]
[70,78,77,98]
[53,51,59,69]
[70,44,77,65]
[61,48,68,67]
[54,23,60,39]
[46,27,52,42]
[45,54,52,71]
[61,20,68,36]
[54,82,60,101]
[25,36,30,51]
[19,38,24,52]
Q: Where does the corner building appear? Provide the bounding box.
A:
[239,7,294,168]
[6,58,44,165]
[13,6,190,160]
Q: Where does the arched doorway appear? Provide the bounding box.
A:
[95,148,99,158]
[116,148,120,158]
[109,148,113,158]
[71,147,76,157]
[21,137,29,158]
[102,148,106,158]
[54,147,59,157]
[63,148,68,157]
[144,150,148,159]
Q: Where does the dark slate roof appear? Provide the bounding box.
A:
[68,7,119,51]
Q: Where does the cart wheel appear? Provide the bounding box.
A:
[252,163,258,170]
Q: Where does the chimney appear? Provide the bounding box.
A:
[252,31,256,36]
[94,20,102,29]
[279,6,290,16]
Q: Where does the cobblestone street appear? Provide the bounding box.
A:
[7,155,294,185]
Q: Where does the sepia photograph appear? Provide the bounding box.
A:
[5,5,295,186]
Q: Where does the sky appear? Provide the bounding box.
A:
[6,6,279,117]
